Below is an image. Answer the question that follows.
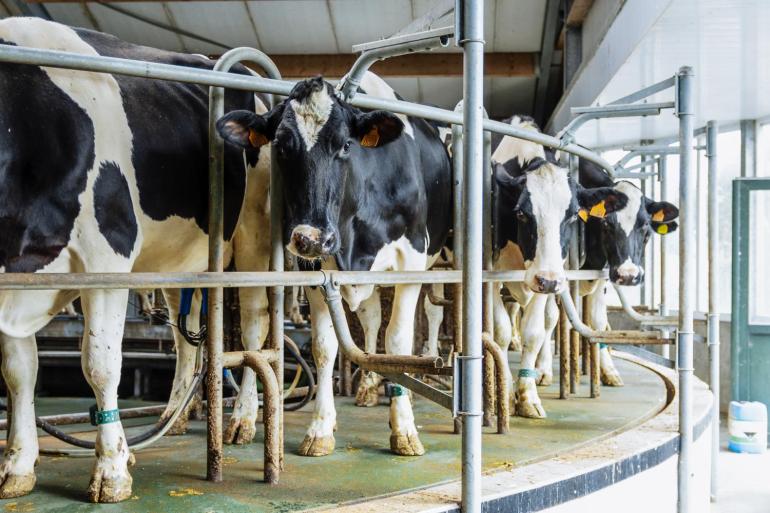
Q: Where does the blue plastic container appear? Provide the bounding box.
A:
[728,401,768,454]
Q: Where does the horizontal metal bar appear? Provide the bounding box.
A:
[571,101,674,115]
[608,76,677,106]
[0,269,608,290]
[622,145,682,153]
[383,373,453,410]
[352,26,454,53]
[38,351,175,360]
[614,172,658,179]
[621,158,661,172]
[0,44,615,175]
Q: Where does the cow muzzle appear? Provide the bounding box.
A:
[527,271,566,294]
[287,225,338,259]
[611,262,644,286]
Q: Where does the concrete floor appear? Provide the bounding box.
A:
[711,422,770,513]
[0,356,667,512]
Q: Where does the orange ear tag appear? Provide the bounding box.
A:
[578,209,589,222]
[651,209,665,222]
[248,129,268,148]
[656,224,669,234]
[589,200,606,218]
[360,127,380,148]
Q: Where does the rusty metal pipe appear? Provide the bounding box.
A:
[482,333,510,434]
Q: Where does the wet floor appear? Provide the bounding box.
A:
[0,355,667,512]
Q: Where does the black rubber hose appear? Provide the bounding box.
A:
[283,335,315,411]
[1,372,204,449]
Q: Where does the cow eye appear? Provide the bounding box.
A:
[341,140,352,156]
[515,210,528,222]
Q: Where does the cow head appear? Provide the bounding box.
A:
[216,77,404,260]
[586,181,678,285]
[495,158,628,294]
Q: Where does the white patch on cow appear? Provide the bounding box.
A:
[616,256,641,280]
[525,163,571,291]
[357,72,415,139]
[614,181,643,236]
[491,115,545,165]
[289,87,333,151]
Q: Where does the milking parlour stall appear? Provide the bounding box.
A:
[0,1,767,512]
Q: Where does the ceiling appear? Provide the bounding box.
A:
[0,0,550,118]
[553,0,770,148]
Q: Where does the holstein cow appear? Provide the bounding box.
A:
[218,73,452,457]
[490,116,628,417]
[569,158,679,386]
[0,18,274,501]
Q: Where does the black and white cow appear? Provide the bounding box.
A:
[489,116,628,418]
[570,158,679,386]
[0,18,275,502]
[218,73,452,457]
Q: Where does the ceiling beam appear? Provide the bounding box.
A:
[236,52,535,79]
[532,0,561,125]
[565,0,594,27]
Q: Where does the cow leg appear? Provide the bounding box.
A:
[493,287,512,352]
[423,283,444,357]
[287,286,306,325]
[0,335,38,499]
[159,288,201,436]
[535,296,558,386]
[585,284,623,386]
[355,288,382,407]
[225,286,270,444]
[298,287,337,456]
[516,293,548,418]
[80,289,133,503]
[387,284,425,456]
[509,301,523,352]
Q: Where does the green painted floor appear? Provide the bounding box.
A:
[0,356,667,512]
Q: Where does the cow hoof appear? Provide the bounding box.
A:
[516,399,546,419]
[511,339,522,353]
[298,434,335,457]
[224,416,257,445]
[87,470,132,503]
[0,473,35,499]
[390,434,425,456]
[355,385,379,407]
[483,413,494,427]
[601,371,624,387]
[536,373,553,387]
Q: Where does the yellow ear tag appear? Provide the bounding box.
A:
[360,126,380,148]
[652,209,665,222]
[578,209,589,222]
[248,129,268,148]
[589,200,606,218]
[656,224,669,235]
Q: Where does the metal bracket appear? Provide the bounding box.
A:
[452,354,483,418]
[383,373,453,411]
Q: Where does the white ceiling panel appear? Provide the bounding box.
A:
[166,2,259,54]
[329,0,413,52]
[248,0,338,54]
[88,3,184,51]
[44,3,98,31]
[493,0,545,52]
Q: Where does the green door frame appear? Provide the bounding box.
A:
[731,178,770,430]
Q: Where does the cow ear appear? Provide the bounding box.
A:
[216,110,270,150]
[577,186,628,219]
[494,162,526,190]
[354,111,404,148]
[646,200,679,222]
[652,220,678,235]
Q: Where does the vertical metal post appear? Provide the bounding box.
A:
[269,145,285,467]
[452,105,465,437]
[458,0,485,510]
[568,153,581,393]
[706,120,720,502]
[207,76,226,486]
[641,154,654,308]
[659,155,671,360]
[676,66,695,513]
[559,301,570,399]
[740,119,757,178]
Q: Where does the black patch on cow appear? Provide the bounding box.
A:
[75,28,256,241]
[0,39,94,272]
[93,162,137,257]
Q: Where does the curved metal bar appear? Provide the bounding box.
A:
[321,281,447,374]
[482,333,510,435]
[613,284,677,324]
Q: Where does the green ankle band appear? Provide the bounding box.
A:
[518,368,538,379]
[89,405,120,426]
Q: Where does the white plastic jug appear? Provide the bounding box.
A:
[728,401,768,454]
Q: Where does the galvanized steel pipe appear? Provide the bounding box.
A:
[706,120,720,502]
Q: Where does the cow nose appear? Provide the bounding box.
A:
[535,274,562,294]
[321,231,337,253]
[613,263,643,286]
[291,231,317,256]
